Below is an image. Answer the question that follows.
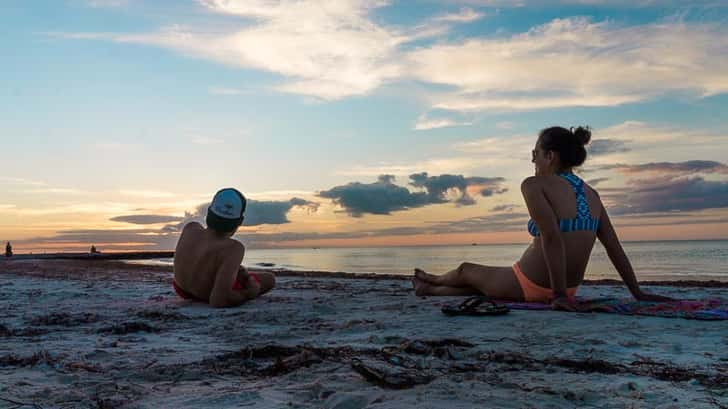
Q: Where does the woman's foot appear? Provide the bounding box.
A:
[411,276,432,296]
[414,268,440,285]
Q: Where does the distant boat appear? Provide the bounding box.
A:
[471,243,478,246]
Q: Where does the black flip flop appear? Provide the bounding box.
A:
[441,296,510,316]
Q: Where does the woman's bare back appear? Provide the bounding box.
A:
[518,174,602,288]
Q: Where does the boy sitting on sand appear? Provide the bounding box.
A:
[173,188,275,307]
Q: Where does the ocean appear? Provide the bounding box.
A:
[143,240,728,282]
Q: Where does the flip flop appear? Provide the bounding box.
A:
[441,296,510,316]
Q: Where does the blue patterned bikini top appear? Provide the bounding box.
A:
[527,173,600,237]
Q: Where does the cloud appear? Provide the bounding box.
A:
[20,188,86,195]
[429,212,529,233]
[168,197,320,229]
[57,2,728,109]
[490,204,518,212]
[110,215,185,225]
[587,177,609,186]
[318,175,430,217]
[432,93,642,112]
[245,198,319,225]
[208,87,249,96]
[19,228,171,245]
[0,177,47,187]
[594,160,728,214]
[337,156,485,177]
[318,172,507,217]
[102,0,407,100]
[119,189,177,198]
[608,176,728,215]
[588,139,630,156]
[191,137,225,145]
[86,0,129,7]
[433,8,485,23]
[408,17,728,111]
[597,121,727,146]
[604,160,728,177]
[409,172,507,201]
[413,114,472,130]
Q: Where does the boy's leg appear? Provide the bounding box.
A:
[249,271,276,297]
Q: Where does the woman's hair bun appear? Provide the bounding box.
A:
[572,126,591,146]
[538,125,592,169]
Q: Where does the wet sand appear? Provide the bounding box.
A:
[0,259,726,408]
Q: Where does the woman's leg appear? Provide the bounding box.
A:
[412,277,481,297]
[414,263,524,300]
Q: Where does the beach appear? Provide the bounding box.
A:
[0,259,726,408]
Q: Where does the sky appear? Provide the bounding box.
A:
[2,0,728,252]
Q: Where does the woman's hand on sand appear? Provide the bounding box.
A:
[634,291,675,302]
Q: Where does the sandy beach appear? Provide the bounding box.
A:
[0,259,726,408]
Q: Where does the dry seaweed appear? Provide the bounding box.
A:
[0,350,57,368]
[0,325,49,338]
[132,309,189,322]
[28,312,100,327]
[351,357,435,389]
[97,322,159,335]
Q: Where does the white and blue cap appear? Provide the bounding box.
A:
[206,188,246,232]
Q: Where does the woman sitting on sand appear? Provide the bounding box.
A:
[412,126,673,310]
[173,188,275,308]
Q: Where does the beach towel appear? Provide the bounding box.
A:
[502,298,728,320]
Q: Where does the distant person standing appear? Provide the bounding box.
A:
[90,245,99,254]
[5,242,12,258]
[173,188,275,307]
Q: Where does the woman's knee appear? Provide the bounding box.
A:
[458,262,479,276]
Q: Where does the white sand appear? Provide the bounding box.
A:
[0,261,726,408]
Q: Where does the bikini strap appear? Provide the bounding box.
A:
[558,173,592,220]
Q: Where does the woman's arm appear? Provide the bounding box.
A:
[521,177,569,298]
[597,203,674,302]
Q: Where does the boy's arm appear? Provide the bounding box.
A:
[236,266,261,299]
[209,243,250,308]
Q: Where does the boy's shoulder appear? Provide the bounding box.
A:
[224,238,245,253]
[183,221,204,232]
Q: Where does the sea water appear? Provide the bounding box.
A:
[144,240,728,282]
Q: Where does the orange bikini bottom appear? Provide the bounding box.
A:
[512,263,577,303]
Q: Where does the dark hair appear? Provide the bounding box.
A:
[538,126,592,169]
[206,211,242,234]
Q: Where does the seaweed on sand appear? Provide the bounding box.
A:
[97,322,159,335]
[132,309,190,322]
[28,312,100,327]
[0,325,49,337]
[351,357,435,389]
[0,350,58,368]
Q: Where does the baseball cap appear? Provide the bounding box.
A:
[206,188,246,232]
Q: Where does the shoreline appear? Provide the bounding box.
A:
[2,258,727,288]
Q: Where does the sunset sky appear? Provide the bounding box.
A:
[2,0,728,252]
